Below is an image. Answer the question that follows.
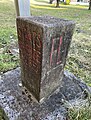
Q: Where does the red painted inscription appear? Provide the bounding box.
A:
[17,25,42,73]
[50,36,62,67]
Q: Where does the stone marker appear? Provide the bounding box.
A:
[16,16,75,102]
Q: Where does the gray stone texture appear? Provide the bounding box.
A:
[16,16,75,101]
[0,68,91,120]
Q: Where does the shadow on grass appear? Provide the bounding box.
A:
[31,3,88,11]
[31,4,66,10]
[31,0,89,10]
[33,0,49,4]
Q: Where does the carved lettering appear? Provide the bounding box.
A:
[18,27,42,74]
[50,38,54,67]
[57,36,62,65]
[50,36,62,67]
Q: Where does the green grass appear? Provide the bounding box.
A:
[0,0,91,85]
[0,0,19,73]
[0,106,9,120]
[64,92,91,120]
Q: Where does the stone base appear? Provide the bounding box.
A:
[0,68,90,120]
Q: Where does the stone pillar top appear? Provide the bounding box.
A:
[17,16,75,27]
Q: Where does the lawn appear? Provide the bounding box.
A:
[0,0,19,73]
[0,0,91,86]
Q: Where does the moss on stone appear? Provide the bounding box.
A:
[0,106,9,120]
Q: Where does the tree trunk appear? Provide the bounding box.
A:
[56,0,60,7]
[49,0,54,4]
[88,0,91,10]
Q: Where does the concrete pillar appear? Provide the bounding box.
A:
[14,0,30,16]
[16,16,75,102]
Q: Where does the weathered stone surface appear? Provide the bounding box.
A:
[0,68,90,120]
[16,16,75,101]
